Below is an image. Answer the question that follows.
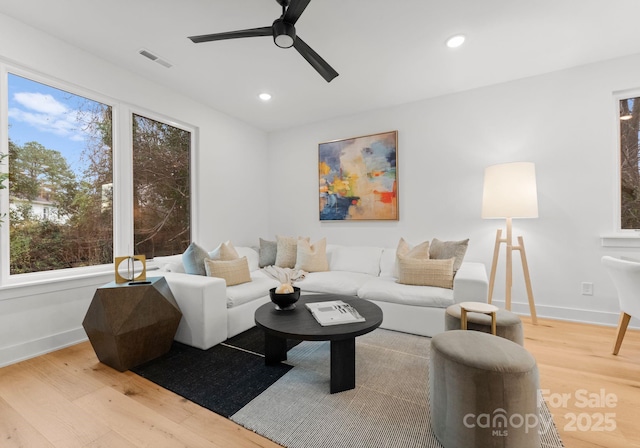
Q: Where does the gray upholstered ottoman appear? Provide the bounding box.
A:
[445,303,524,345]
[429,330,540,448]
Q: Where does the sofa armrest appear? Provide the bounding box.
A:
[161,272,228,350]
[453,262,489,303]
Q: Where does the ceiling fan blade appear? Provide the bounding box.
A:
[283,0,311,25]
[293,36,338,82]
[188,26,272,43]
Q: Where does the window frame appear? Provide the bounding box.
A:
[0,63,198,288]
[614,88,640,233]
[130,111,195,258]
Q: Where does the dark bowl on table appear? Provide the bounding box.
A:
[269,286,301,310]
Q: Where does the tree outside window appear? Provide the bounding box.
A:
[7,74,113,274]
[132,114,191,259]
[620,96,640,229]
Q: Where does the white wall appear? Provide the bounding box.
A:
[0,13,269,366]
[267,53,640,327]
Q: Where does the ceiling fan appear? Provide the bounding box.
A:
[188,0,338,83]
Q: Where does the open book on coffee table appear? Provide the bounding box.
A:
[305,300,366,326]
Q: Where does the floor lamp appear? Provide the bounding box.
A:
[482,162,538,324]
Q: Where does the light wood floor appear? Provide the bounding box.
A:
[0,318,639,448]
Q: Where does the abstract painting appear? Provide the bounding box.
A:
[319,130,398,221]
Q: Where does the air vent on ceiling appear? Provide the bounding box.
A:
[139,48,173,68]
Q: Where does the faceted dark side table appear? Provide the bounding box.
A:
[82,276,182,371]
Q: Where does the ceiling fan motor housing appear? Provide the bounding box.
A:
[273,19,296,48]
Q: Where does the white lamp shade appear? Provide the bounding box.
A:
[482,162,539,219]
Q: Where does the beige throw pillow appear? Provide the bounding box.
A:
[208,240,240,261]
[429,238,469,273]
[219,241,239,260]
[275,235,309,268]
[397,256,455,289]
[295,238,329,272]
[394,237,430,277]
[204,256,251,286]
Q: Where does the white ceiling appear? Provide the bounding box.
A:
[2,0,640,132]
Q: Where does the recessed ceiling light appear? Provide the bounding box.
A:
[446,34,466,49]
[259,93,272,101]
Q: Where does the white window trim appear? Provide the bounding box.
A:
[0,62,198,290]
[601,89,640,247]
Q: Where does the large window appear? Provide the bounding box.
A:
[7,74,113,274]
[1,69,194,281]
[133,114,191,258]
[619,95,640,229]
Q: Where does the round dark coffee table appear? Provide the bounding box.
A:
[255,294,383,393]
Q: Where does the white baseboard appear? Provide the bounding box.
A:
[0,327,88,368]
[0,302,635,368]
[490,299,639,329]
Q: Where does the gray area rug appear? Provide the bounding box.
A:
[231,329,564,448]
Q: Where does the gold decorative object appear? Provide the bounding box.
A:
[114,255,147,283]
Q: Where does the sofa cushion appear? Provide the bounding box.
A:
[430,238,469,273]
[226,270,280,308]
[259,238,277,267]
[329,245,383,276]
[204,257,251,286]
[357,276,455,308]
[397,256,455,289]
[236,246,260,272]
[295,238,329,272]
[165,262,186,273]
[296,271,374,296]
[183,242,209,276]
[154,254,183,271]
[379,248,396,278]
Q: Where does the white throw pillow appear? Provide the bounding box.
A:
[379,248,397,278]
[329,245,384,276]
[295,238,329,272]
[236,246,260,272]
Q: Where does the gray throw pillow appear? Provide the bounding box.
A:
[429,238,469,273]
[259,238,277,268]
[182,242,208,275]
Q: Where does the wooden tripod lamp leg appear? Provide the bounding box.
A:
[516,235,538,325]
[505,218,513,311]
[487,227,538,324]
[487,229,502,304]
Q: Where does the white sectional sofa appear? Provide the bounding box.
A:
[154,244,489,350]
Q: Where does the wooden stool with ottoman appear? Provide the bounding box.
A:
[445,302,524,345]
[429,330,540,448]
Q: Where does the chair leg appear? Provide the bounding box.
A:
[613,312,632,355]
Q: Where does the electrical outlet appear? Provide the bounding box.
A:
[581,282,593,296]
